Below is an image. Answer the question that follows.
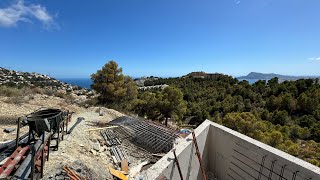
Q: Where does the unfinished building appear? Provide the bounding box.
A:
[145,120,320,180]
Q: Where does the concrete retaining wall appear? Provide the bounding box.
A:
[209,121,320,180]
[145,120,320,180]
[145,120,211,180]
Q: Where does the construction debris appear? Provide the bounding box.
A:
[85,126,117,132]
[3,128,15,133]
[96,116,180,179]
[109,116,178,153]
[68,117,84,134]
[121,159,129,174]
[63,166,81,180]
[108,166,128,180]
[128,161,149,179]
[91,141,101,151]
[101,129,122,146]
[173,149,183,180]
[111,146,127,164]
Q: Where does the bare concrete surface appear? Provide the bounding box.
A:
[145,120,320,180]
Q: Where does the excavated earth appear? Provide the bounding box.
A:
[43,107,124,180]
[0,94,122,179]
[0,94,159,179]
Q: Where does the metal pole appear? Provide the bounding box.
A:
[57,122,60,150]
[61,121,64,141]
[30,143,35,180]
[41,134,45,178]
[66,114,69,134]
[47,134,51,161]
[16,117,21,149]
[173,149,184,180]
[192,131,206,180]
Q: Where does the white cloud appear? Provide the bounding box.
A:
[308,57,320,62]
[232,0,241,5]
[0,0,56,29]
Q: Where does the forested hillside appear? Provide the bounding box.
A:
[142,75,320,166]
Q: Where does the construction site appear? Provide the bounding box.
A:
[0,106,320,180]
[0,106,187,180]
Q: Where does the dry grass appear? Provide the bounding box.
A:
[0,86,76,104]
[0,86,21,97]
[4,96,29,105]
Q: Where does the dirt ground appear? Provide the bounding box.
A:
[0,94,161,179]
[43,107,125,180]
[0,94,124,179]
[0,94,82,142]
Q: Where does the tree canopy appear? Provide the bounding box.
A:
[91,61,137,108]
[141,76,320,166]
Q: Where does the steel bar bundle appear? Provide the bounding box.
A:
[109,117,178,153]
[111,146,126,163]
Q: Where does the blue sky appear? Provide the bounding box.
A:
[0,0,320,78]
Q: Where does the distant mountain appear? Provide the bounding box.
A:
[182,71,228,79]
[238,72,319,81]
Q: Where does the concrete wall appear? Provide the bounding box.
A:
[144,120,211,180]
[208,121,320,180]
[144,120,320,180]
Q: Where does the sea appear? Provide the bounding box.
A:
[238,79,261,84]
[57,78,262,89]
[58,78,92,89]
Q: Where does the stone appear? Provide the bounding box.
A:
[91,149,97,156]
[92,141,101,151]
[3,128,15,133]
[55,175,64,180]
[55,169,62,175]
[99,146,106,153]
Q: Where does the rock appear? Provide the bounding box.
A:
[99,146,106,153]
[3,127,15,133]
[76,168,82,173]
[91,149,97,156]
[92,141,101,151]
[23,96,29,101]
[79,144,84,147]
[105,150,111,157]
[98,107,104,116]
[55,175,64,180]
[55,169,62,175]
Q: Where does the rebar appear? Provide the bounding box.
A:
[108,116,178,153]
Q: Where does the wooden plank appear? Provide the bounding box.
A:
[121,159,129,174]
[109,167,128,180]
[85,126,118,132]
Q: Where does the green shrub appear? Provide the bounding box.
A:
[31,87,44,94]
[54,92,65,98]
[43,89,54,96]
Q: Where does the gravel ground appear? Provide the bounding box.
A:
[0,94,82,142]
[0,94,158,179]
[43,107,125,180]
